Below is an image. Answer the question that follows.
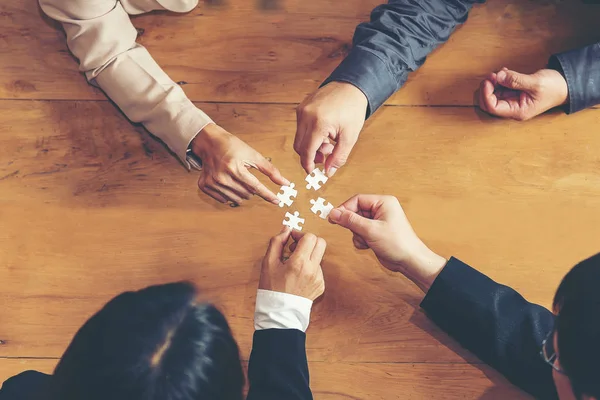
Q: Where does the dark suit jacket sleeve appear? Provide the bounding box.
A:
[246,329,313,400]
[322,0,485,117]
[420,257,558,399]
[0,370,50,400]
[548,42,600,114]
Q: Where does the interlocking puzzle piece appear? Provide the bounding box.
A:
[283,211,305,231]
[277,183,298,208]
[309,197,334,219]
[305,168,328,190]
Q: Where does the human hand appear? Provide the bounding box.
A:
[479,67,568,121]
[327,194,447,293]
[259,227,326,301]
[294,82,368,177]
[192,123,289,205]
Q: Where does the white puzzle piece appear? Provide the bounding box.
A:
[283,211,305,231]
[305,168,328,190]
[309,197,334,219]
[277,183,298,207]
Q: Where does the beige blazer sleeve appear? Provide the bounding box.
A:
[39,0,212,168]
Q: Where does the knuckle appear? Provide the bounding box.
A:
[346,212,359,224]
[289,260,304,273]
[332,156,348,167]
[303,233,317,243]
[225,164,238,175]
[515,111,528,121]
[214,175,227,186]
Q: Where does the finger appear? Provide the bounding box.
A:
[496,69,537,91]
[480,80,496,113]
[289,229,307,252]
[266,227,293,264]
[314,151,326,165]
[291,233,318,259]
[487,72,498,86]
[328,207,374,237]
[310,237,327,263]
[333,194,385,215]
[352,234,369,250]
[212,183,245,204]
[200,186,228,204]
[324,129,358,177]
[219,176,253,200]
[294,108,308,155]
[291,230,305,243]
[319,141,335,157]
[253,157,290,187]
[300,123,327,174]
[238,169,279,205]
[488,98,515,118]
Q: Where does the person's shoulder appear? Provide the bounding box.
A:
[0,370,51,400]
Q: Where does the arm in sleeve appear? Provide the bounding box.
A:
[0,371,51,400]
[38,0,213,167]
[247,330,313,400]
[246,290,313,400]
[420,257,558,399]
[323,0,485,117]
[548,42,600,114]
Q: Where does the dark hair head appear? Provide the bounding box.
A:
[553,253,600,399]
[51,282,244,400]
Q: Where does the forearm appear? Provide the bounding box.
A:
[323,0,484,117]
[247,330,313,400]
[548,42,600,114]
[247,290,313,400]
[39,0,212,167]
[93,46,213,164]
[420,258,557,399]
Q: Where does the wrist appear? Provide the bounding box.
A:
[395,247,447,293]
[191,123,222,158]
[329,81,368,108]
[549,69,569,107]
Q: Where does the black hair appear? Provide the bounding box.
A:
[553,253,600,399]
[51,282,245,400]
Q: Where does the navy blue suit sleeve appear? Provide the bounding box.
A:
[323,0,485,117]
[246,329,313,400]
[420,257,558,399]
[0,371,50,400]
[548,42,600,114]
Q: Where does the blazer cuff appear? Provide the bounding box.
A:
[165,102,213,170]
[322,48,405,118]
[420,256,482,314]
[548,43,600,114]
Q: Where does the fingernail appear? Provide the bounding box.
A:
[272,199,281,205]
[497,71,506,82]
[327,167,338,177]
[328,208,342,222]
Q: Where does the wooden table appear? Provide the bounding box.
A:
[1,0,600,398]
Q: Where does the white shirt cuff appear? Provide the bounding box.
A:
[254,289,313,332]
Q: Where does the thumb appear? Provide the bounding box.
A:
[324,131,357,178]
[328,208,372,237]
[497,69,537,91]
